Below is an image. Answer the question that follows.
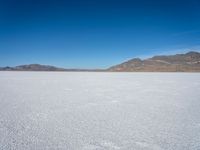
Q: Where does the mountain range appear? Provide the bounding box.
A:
[109,51,200,72]
[1,51,200,72]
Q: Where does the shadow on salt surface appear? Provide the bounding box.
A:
[83,141,120,150]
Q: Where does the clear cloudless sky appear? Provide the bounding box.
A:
[0,0,200,68]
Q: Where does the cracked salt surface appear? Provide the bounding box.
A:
[0,72,200,150]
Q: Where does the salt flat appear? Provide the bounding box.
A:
[0,72,200,150]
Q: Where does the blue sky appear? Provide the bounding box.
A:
[0,0,200,68]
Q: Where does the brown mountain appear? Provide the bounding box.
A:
[108,51,200,72]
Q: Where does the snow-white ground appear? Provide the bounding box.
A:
[0,72,200,150]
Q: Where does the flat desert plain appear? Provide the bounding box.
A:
[0,72,200,150]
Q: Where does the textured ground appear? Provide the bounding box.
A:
[0,72,200,150]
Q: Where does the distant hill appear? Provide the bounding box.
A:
[108,51,200,72]
[0,64,66,71]
[0,64,103,72]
